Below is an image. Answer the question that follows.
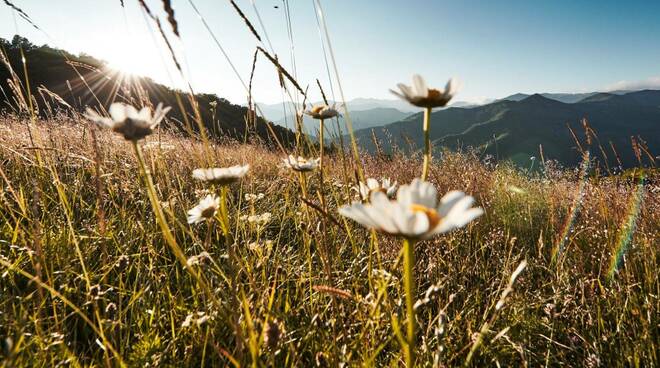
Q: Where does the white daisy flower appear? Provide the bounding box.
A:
[187,195,220,224]
[339,179,483,240]
[354,177,398,200]
[85,102,171,141]
[390,75,458,108]
[303,104,340,119]
[244,193,265,202]
[283,155,320,172]
[240,212,272,225]
[192,165,250,185]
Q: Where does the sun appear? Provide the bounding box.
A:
[101,37,160,77]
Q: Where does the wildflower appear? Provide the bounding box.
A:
[390,74,458,108]
[85,102,171,141]
[192,165,250,185]
[303,104,340,119]
[355,177,398,200]
[115,255,130,271]
[186,251,211,267]
[244,193,265,202]
[187,195,220,224]
[339,179,483,240]
[182,312,211,328]
[283,155,320,172]
[240,212,272,225]
[390,75,459,180]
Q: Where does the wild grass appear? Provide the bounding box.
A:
[0,115,657,367]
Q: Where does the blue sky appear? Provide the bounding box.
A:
[1,0,659,104]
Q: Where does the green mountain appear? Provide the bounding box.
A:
[0,35,295,146]
[353,91,660,168]
[276,107,410,137]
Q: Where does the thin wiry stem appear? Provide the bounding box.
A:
[319,118,325,188]
[402,237,417,367]
[422,106,432,181]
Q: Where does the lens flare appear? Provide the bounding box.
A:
[607,174,646,281]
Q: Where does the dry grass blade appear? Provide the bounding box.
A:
[313,285,353,300]
[2,0,41,30]
[229,0,262,42]
[257,46,306,96]
[161,0,180,37]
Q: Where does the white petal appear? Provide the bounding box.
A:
[398,179,436,208]
[109,103,127,122]
[412,74,427,97]
[339,203,378,229]
[392,206,428,237]
[437,191,467,216]
[444,78,459,98]
[390,89,408,101]
[85,108,114,127]
[367,192,399,233]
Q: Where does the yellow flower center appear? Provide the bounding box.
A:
[409,204,441,229]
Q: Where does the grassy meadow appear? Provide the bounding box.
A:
[0,1,658,367]
[0,114,657,367]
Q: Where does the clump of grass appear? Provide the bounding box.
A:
[0,116,657,366]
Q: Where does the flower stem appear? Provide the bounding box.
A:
[402,237,416,367]
[422,106,432,181]
[319,118,325,186]
[218,185,231,244]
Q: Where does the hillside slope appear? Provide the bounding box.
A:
[0,36,295,145]
[354,91,660,168]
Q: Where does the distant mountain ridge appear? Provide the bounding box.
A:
[275,107,410,137]
[352,90,660,168]
[500,90,633,104]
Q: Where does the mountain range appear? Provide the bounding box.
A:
[1,35,657,169]
[274,107,410,137]
[351,91,659,169]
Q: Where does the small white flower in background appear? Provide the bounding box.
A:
[182,312,212,328]
[187,195,220,224]
[85,102,171,141]
[142,141,175,151]
[244,193,265,202]
[354,177,398,200]
[186,251,211,267]
[390,75,458,108]
[339,178,483,240]
[192,165,249,185]
[247,240,273,252]
[283,155,320,172]
[240,212,272,225]
[303,104,340,119]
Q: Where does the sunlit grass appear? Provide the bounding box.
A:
[0,117,657,366]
